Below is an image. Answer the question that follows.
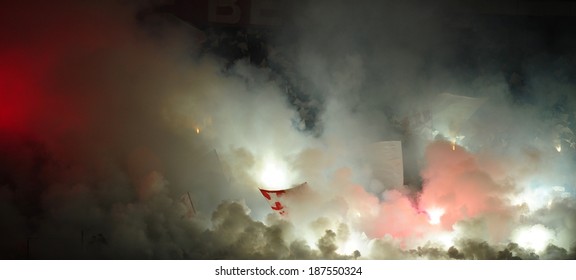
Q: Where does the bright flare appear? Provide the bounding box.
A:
[513,224,553,252]
[555,143,562,152]
[428,231,455,249]
[195,127,200,134]
[337,231,370,256]
[259,157,290,189]
[511,185,571,212]
[427,208,445,225]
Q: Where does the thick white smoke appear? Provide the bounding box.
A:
[1,0,575,259]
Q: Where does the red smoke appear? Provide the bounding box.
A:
[0,1,135,137]
[0,49,42,134]
[416,141,516,242]
[316,141,517,243]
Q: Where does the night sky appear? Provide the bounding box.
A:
[1,0,576,259]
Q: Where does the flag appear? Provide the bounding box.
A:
[259,182,308,216]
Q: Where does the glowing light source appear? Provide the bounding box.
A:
[195,127,200,134]
[259,156,290,189]
[512,224,553,252]
[512,185,573,212]
[437,232,454,249]
[450,135,466,151]
[426,208,445,225]
[555,143,562,152]
[337,231,369,256]
[428,231,455,249]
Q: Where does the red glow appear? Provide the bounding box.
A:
[371,190,431,239]
[0,1,130,138]
[0,52,38,133]
[0,50,86,139]
[418,141,512,238]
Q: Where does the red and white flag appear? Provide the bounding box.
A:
[259,182,308,216]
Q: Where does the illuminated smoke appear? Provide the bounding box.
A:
[1,0,575,260]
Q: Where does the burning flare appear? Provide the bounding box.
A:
[426,208,445,225]
[258,156,292,190]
